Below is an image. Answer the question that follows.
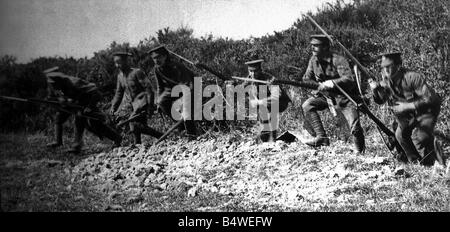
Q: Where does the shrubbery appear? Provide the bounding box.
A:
[0,0,448,138]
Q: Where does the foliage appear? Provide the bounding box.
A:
[0,0,448,138]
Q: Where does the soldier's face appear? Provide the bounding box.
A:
[381,63,400,79]
[248,68,261,79]
[151,53,167,67]
[312,44,328,57]
[114,56,128,70]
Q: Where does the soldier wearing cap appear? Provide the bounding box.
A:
[148,45,197,137]
[299,35,365,153]
[45,68,122,153]
[110,52,163,144]
[369,52,442,165]
[246,59,291,142]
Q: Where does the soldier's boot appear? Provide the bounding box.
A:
[353,130,366,154]
[133,132,142,145]
[47,124,63,148]
[303,111,330,147]
[140,126,163,139]
[184,120,197,137]
[100,124,122,148]
[259,131,277,143]
[68,125,84,154]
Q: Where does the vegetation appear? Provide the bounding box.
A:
[0,0,449,211]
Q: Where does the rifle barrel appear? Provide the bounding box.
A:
[167,50,196,66]
[154,120,184,145]
[231,76,270,84]
[0,96,29,102]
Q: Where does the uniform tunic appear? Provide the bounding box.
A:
[47,72,120,143]
[111,68,154,115]
[153,59,195,118]
[373,68,441,164]
[301,52,365,151]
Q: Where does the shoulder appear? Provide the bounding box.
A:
[308,55,318,63]
[332,53,348,64]
[402,69,424,84]
[170,60,189,71]
[261,72,275,81]
[130,68,145,76]
[403,69,422,79]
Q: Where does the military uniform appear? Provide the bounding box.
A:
[372,52,441,165]
[111,52,162,144]
[46,70,122,153]
[246,60,291,142]
[300,35,365,153]
[149,45,197,136]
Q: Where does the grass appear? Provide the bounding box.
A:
[0,131,449,212]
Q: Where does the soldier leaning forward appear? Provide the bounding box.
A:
[246,59,291,142]
[110,52,163,144]
[45,68,122,153]
[148,45,197,137]
[370,52,442,166]
[298,35,365,153]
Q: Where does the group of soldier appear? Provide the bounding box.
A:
[43,34,442,167]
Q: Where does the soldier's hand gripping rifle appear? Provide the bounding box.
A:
[0,95,99,121]
[304,14,407,159]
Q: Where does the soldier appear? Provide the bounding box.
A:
[369,52,442,166]
[45,68,122,153]
[299,35,365,153]
[148,45,197,137]
[110,52,163,144]
[246,59,291,142]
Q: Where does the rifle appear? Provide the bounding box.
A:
[154,120,184,145]
[0,95,99,121]
[167,50,231,81]
[331,81,405,155]
[233,77,406,157]
[304,14,409,160]
[231,76,320,89]
[116,112,146,127]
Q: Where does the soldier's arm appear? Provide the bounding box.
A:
[332,56,356,88]
[111,76,124,112]
[154,71,164,101]
[408,73,440,112]
[302,58,316,82]
[259,85,281,107]
[136,70,155,110]
[178,63,195,89]
[372,83,390,105]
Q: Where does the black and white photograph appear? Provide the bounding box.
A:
[0,0,449,218]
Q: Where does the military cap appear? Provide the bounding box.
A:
[148,45,169,56]
[379,51,402,67]
[245,59,264,70]
[112,51,133,57]
[310,34,330,46]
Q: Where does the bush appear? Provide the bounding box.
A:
[0,0,448,139]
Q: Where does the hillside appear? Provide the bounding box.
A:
[0,0,449,212]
